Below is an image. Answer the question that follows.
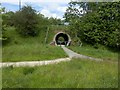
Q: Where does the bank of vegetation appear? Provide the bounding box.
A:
[1,1,119,88]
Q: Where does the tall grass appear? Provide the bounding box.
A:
[3,44,67,62]
[2,27,118,88]
[2,59,118,88]
[2,27,67,62]
[4,27,48,45]
[4,26,68,45]
[68,46,118,61]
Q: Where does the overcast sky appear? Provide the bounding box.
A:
[2,0,115,19]
[1,0,73,19]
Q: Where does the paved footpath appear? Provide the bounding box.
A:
[0,58,71,68]
[61,46,103,61]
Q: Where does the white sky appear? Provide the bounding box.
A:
[1,0,72,19]
[1,0,115,19]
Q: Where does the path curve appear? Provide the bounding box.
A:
[0,58,71,68]
[61,46,103,61]
[1,46,103,68]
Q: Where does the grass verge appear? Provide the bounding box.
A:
[2,27,68,62]
[3,44,67,62]
[68,46,118,61]
[2,59,118,88]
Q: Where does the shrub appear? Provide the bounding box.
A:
[13,5,39,36]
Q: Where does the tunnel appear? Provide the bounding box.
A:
[53,32,71,46]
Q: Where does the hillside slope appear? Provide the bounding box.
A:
[2,26,68,62]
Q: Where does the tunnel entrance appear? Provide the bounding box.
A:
[53,32,71,46]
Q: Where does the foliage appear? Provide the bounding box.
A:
[13,5,39,36]
[64,2,120,48]
[1,4,66,42]
[48,17,63,25]
[2,11,15,26]
[37,13,49,30]
[64,2,101,23]
[1,8,10,45]
[97,2,120,48]
[1,25,10,45]
[2,27,67,62]
[0,5,5,13]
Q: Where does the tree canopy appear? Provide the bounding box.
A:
[64,2,120,48]
[13,5,39,36]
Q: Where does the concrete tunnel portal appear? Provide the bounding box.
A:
[53,32,71,46]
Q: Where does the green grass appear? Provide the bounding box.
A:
[68,46,118,61]
[4,27,51,45]
[3,44,67,62]
[2,26,118,88]
[4,26,68,45]
[2,59,118,88]
[2,27,68,62]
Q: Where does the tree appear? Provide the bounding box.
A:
[14,5,38,36]
[64,1,120,48]
[48,17,63,25]
[2,11,15,26]
[64,2,100,23]
[63,2,97,44]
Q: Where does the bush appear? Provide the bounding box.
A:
[13,5,39,36]
[65,2,120,48]
[2,25,10,45]
[2,37,10,46]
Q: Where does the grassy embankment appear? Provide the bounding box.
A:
[68,46,118,62]
[2,26,118,88]
[2,26,67,62]
[2,59,118,88]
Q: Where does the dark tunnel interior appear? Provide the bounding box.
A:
[55,33,69,45]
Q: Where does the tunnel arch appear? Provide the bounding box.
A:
[53,32,71,46]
